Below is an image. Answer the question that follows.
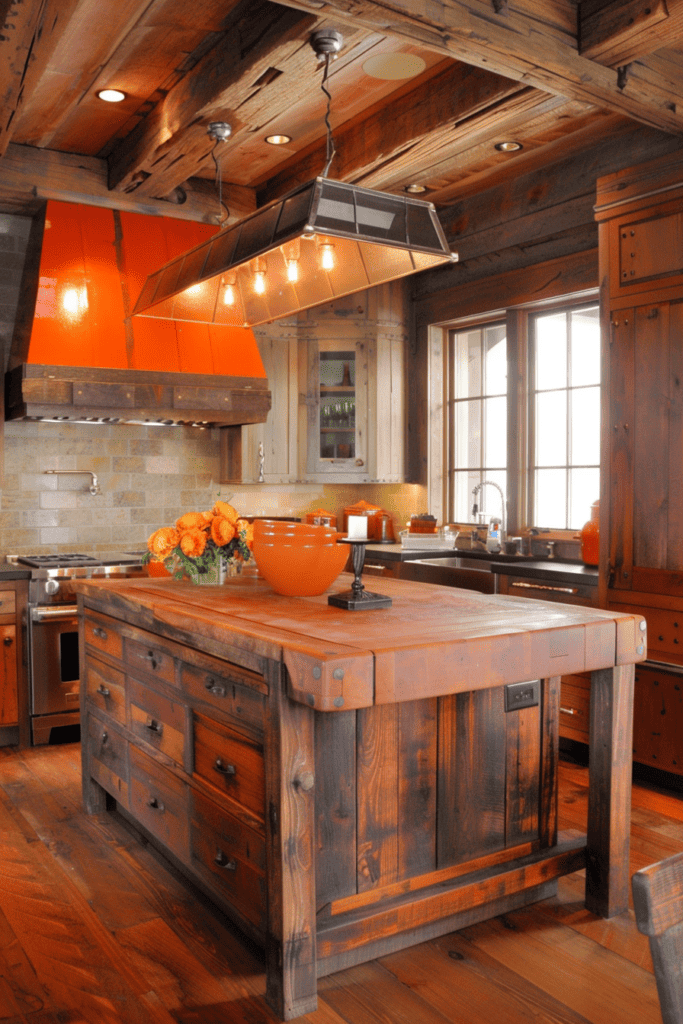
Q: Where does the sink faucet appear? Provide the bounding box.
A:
[471,481,506,544]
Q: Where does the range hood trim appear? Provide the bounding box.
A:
[5,364,271,427]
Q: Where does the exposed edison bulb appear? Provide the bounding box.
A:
[254,270,266,294]
[62,286,88,316]
[286,259,299,283]
[320,243,335,271]
[223,283,235,305]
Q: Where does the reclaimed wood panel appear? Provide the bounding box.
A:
[438,688,506,867]
[314,710,357,911]
[634,302,670,570]
[668,301,683,571]
[397,698,437,879]
[505,702,540,847]
[356,703,399,892]
[607,309,636,590]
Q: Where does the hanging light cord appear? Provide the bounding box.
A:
[211,139,231,224]
[321,52,336,177]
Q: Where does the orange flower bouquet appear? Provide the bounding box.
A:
[143,500,253,584]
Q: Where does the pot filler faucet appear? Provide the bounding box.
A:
[471,481,506,550]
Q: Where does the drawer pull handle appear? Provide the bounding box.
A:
[560,706,582,716]
[214,850,237,871]
[93,626,108,639]
[511,582,578,595]
[147,797,165,811]
[145,718,163,735]
[214,759,236,776]
[97,684,110,698]
[101,730,108,744]
[205,678,227,697]
[137,650,159,670]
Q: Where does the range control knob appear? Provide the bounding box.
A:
[44,579,60,596]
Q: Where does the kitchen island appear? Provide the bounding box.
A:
[75,573,646,1020]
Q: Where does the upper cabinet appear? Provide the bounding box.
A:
[220,283,408,485]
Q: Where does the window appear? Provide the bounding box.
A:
[445,299,600,532]
[448,322,507,523]
[530,305,600,529]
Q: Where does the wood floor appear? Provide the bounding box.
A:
[0,744,680,1024]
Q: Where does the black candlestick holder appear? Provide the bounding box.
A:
[328,538,392,610]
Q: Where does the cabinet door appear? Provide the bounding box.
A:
[305,337,369,479]
[0,625,17,726]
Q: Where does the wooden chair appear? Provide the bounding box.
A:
[632,853,683,1024]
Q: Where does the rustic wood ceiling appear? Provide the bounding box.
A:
[1,0,682,241]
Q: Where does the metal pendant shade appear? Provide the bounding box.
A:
[132,177,457,328]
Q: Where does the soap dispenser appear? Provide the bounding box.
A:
[486,517,502,553]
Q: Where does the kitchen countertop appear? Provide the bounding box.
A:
[364,541,462,561]
[489,559,598,587]
[0,563,32,580]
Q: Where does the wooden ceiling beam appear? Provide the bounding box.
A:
[107,1,318,198]
[262,60,527,199]
[0,0,64,157]
[271,0,683,134]
[0,143,255,222]
[579,0,683,67]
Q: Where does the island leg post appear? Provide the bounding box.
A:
[264,665,318,1020]
[585,663,635,918]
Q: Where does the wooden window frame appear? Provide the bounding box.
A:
[433,290,600,537]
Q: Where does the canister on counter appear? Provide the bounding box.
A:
[306,508,337,529]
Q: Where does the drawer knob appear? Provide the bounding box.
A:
[101,730,108,744]
[147,797,165,811]
[145,718,163,735]
[93,626,108,640]
[214,850,237,871]
[205,678,226,697]
[97,684,110,698]
[3,636,12,647]
[213,759,236,776]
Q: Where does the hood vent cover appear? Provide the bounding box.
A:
[5,200,271,427]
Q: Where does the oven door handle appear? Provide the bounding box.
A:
[31,605,79,622]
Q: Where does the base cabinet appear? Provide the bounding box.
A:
[0,580,29,747]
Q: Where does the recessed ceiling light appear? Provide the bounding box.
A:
[265,134,292,145]
[97,89,126,103]
[404,183,427,194]
[362,53,427,81]
[495,140,523,152]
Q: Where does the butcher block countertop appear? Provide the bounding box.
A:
[74,572,646,713]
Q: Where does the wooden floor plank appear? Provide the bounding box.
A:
[457,910,660,1024]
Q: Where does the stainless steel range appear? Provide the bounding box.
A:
[8,553,145,744]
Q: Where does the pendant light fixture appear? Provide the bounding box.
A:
[132,31,457,329]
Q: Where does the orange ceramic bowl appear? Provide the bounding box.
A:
[252,520,348,596]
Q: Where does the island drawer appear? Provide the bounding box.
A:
[560,674,590,742]
[190,789,266,931]
[86,714,129,808]
[130,746,190,863]
[128,678,186,768]
[180,660,265,731]
[124,637,175,685]
[83,614,124,660]
[85,658,126,724]
[193,712,264,824]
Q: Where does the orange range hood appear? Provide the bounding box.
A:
[5,201,271,427]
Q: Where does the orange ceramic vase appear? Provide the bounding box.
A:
[580,500,600,566]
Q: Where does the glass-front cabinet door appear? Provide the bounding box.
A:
[306,338,368,479]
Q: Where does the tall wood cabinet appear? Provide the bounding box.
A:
[595,150,683,776]
[220,283,407,485]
